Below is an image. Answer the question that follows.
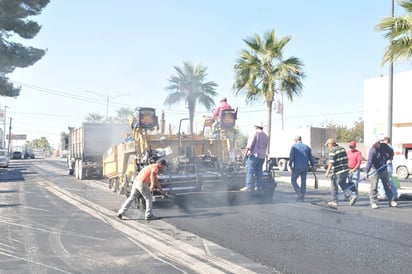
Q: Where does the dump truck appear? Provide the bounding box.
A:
[67,122,130,180]
[102,107,276,202]
[267,127,336,171]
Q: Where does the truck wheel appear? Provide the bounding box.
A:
[278,159,287,171]
[74,160,79,179]
[286,161,292,172]
[396,166,409,180]
[78,160,85,180]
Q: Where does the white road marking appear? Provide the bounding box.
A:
[42,180,259,274]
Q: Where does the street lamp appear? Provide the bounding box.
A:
[85,90,130,119]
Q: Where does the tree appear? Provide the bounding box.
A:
[164,62,218,135]
[233,30,305,152]
[375,0,412,65]
[0,0,49,97]
[113,107,134,124]
[321,118,364,142]
[85,113,104,123]
[29,136,50,151]
[60,131,69,150]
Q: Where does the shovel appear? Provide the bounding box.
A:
[310,166,318,189]
[313,170,319,189]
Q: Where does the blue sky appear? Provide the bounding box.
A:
[3,0,411,148]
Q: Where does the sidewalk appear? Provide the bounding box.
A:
[274,173,412,200]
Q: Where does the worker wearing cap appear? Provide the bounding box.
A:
[240,122,268,191]
[117,159,167,220]
[377,136,398,201]
[325,138,358,208]
[289,135,315,202]
[211,97,232,120]
[364,138,397,209]
[346,141,362,191]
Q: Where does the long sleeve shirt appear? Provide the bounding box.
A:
[364,143,393,174]
[246,129,268,159]
[212,102,232,120]
[289,141,315,169]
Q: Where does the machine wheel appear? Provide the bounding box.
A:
[278,159,287,171]
[108,178,115,191]
[113,178,120,193]
[396,166,409,179]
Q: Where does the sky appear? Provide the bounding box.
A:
[2,0,411,149]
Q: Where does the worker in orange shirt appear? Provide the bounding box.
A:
[117,159,167,220]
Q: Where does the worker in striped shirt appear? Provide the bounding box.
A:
[324,138,358,208]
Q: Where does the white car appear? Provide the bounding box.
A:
[393,148,412,179]
[0,149,10,168]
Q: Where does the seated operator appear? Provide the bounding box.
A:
[211,97,232,121]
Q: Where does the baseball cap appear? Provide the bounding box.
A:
[324,138,335,146]
[349,141,356,148]
[157,159,168,166]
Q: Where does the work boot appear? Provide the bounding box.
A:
[240,187,252,192]
[145,215,160,220]
[389,200,398,207]
[327,201,338,209]
[349,192,358,206]
[296,196,304,202]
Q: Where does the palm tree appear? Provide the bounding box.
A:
[164,62,218,134]
[85,113,104,123]
[375,0,412,65]
[233,30,305,152]
[114,107,134,124]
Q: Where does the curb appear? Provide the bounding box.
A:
[274,174,412,200]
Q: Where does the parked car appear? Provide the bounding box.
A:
[24,151,35,159]
[393,148,412,179]
[11,151,22,159]
[0,149,9,167]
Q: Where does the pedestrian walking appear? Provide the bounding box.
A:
[240,122,269,191]
[289,135,316,202]
[324,138,358,208]
[117,159,167,220]
[365,138,398,209]
[377,136,399,200]
[346,141,362,192]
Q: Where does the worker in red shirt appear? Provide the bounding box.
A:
[346,141,362,191]
[211,97,232,120]
[117,159,167,220]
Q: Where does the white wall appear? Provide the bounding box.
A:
[364,70,412,154]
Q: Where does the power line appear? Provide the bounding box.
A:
[10,80,363,120]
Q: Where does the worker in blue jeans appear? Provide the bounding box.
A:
[240,123,268,191]
[378,137,398,200]
[289,135,316,202]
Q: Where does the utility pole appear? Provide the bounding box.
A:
[85,90,129,120]
[7,117,12,156]
[3,105,7,148]
[387,0,394,140]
